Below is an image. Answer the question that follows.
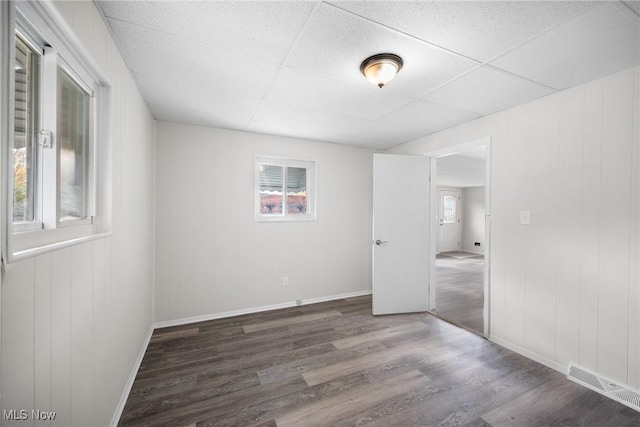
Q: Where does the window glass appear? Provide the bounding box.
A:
[286,166,307,214]
[13,34,39,223]
[443,195,456,224]
[259,164,283,215]
[58,68,90,221]
[256,157,315,221]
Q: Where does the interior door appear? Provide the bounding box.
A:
[372,154,430,315]
[438,189,460,253]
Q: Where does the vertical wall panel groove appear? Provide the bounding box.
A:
[597,70,634,382]
[579,78,603,372]
[628,67,640,389]
[34,253,52,427]
[555,85,584,367]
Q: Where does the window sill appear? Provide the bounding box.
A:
[9,227,111,262]
[255,215,316,222]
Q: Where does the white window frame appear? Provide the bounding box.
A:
[1,1,111,262]
[255,155,317,222]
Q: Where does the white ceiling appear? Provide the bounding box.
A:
[95,1,640,150]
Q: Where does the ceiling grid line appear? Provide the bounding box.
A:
[246,1,324,130]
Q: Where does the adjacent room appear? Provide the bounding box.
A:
[1,1,639,426]
[432,147,487,335]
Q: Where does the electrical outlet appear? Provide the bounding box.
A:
[475,242,481,247]
[283,276,288,286]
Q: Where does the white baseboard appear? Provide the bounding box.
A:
[295,289,371,306]
[154,289,372,330]
[489,335,567,374]
[110,324,154,427]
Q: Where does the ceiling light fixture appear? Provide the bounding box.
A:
[360,53,403,89]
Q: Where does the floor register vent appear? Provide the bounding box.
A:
[568,364,640,412]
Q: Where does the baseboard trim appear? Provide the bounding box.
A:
[109,324,154,427]
[489,335,567,374]
[294,289,372,306]
[154,289,372,330]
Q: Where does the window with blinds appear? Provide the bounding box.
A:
[255,156,316,221]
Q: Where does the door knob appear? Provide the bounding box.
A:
[375,239,388,246]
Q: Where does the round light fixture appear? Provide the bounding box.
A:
[360,53,403,89]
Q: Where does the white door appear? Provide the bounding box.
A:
[372,154,430,315]
[438,189,460,253]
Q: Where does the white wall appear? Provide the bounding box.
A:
[389,67,640,388]
[154,122,374,322]
[461,186,485,254]
[1,2,155,426]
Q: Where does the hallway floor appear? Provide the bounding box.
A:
[433,252,484,334]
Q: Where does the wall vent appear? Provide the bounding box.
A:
[568,364,640,412]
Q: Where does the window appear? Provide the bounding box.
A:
[443,195,456,224]
[13,33,39,224]
[3,2,110,260]
[58,67,90,222]
[255,156,316,221]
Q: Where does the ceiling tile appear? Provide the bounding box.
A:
[250,102,423,149]
[97,1,316,62]
[149,103,238,131]
[331,1,596,62]
[490,3,640,90]
[137,75,262,130]
[380,100,480,135]
[422,66,555,116]
[106,19,280,100]
[286,4,479,99]
[265,66,414,121]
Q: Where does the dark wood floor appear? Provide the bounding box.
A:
[434,253,484,334]
[120,295,640,427]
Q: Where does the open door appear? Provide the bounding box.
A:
[372,154,430,315]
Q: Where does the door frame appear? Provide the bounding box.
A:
[426,136,491,338]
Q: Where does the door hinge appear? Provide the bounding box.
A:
[38,130,53,149]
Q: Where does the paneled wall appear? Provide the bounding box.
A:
[154,122,374,322]
[461,186,485,254]
[1,2,155,426]
[389,67,640,388]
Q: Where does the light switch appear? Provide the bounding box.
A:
[520,210,530,225]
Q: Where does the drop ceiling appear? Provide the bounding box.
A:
[95,1,640,150]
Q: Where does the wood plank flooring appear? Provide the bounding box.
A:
[119,295,640,426]
[434,253,484,334]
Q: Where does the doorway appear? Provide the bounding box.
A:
[427,138,490,337]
